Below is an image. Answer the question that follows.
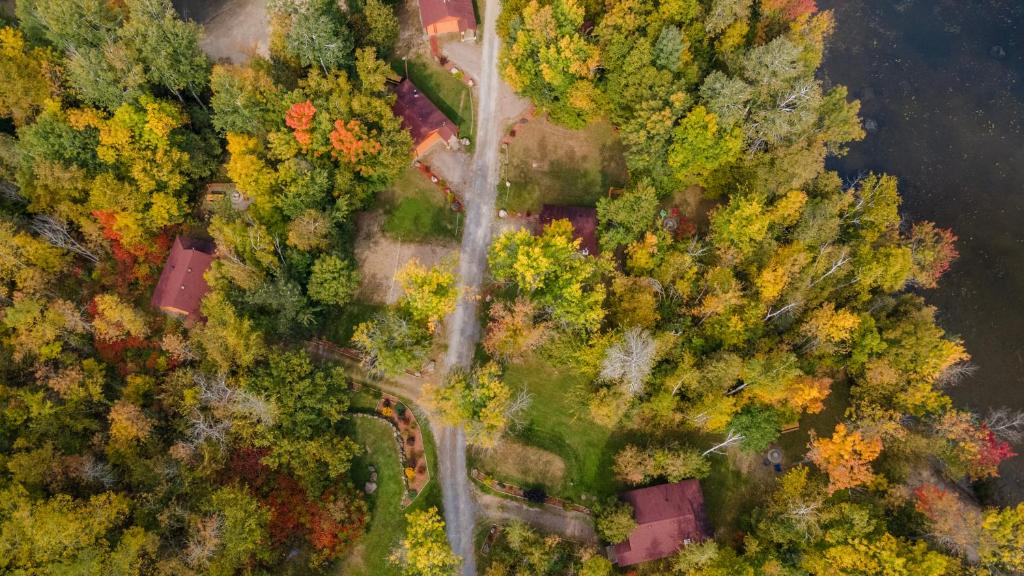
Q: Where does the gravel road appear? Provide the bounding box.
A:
[437,0,506,572]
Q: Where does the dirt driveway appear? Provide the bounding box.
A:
[354,211,459,305]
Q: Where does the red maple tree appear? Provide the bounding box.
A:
[286,100,317,148]
[762,0,817,20]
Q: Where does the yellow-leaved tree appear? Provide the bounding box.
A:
[807,423,883,493]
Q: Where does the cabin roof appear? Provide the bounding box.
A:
[392,79,458,148]
[612,480,712,567]
[151,236,214,318]
[419,0,477,31]
[538,204,599,255]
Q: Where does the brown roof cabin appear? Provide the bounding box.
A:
[610,480,712,567]
[539,205,599,255]
[392,79,459,158]
[151,236,214,319]
[419,0,477,38]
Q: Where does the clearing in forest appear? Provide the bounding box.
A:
[499,118,628,214]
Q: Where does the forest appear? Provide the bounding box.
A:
[0,0,1022,575]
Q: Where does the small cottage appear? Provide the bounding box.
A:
[609,480,712,567]
[392,79,460,158]
[151,236,215,319]
[418,0,477,39]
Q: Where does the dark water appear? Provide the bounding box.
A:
[819,0,1024,504]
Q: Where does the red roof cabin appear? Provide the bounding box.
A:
[419,0,477,39]
[151,236,215,319]
[610,480,712,567]
[539,205,599,256]
[392,79,460,158]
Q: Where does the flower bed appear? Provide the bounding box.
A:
[375,395,430,505]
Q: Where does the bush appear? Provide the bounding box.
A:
[524,486,547,504]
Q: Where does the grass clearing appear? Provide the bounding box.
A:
[701,454,766,544]
[499,118,628,214]
[502,354,626,502]
[337,387,443,575]
[391,57,474,137]
[339,417,405,576]
[378,167,461,243]
[471,440,567,488]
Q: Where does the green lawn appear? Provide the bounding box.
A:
[338,388,443,575]
[392,57,474,138]
[502,354,626,502]
[499,119,628,214]
[379,167,461,243]
[340,416,406,576]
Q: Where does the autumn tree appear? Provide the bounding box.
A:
[425,362,530,448]
[357,0,399,55]
[0,487,136,573]
[595,180,660,252]
[352,309,432,377]
[595,500,636,544]
[500,0,601,126]
[980,503,1024,573]
[613,444,709,484]
[398,259,458,332]
[483,298,551,362]
[489,219,607,331]
[92,294,149,342]
[201,486,271,576]
[807,423,883,493]
[307,254,359,307]
[908,221,958,289]
[913,483,984,558]
[0,27,58,126]
[195,291,267,373]
[391,507,461,576]
[667,106,743,187]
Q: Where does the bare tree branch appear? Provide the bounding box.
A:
[601,327,657,396]
[703,430,745,456]
[985,407,1024,444]
[30,215,99,263]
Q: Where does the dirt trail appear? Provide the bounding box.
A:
[475,490,599,545]
[436,0,507,572]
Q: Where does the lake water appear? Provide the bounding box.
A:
[819,0,1024,503]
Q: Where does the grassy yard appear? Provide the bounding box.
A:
[499,118,628,214]
[378,167,461,243]
[392,57,474,137]
[501,354,627,503]
[337,388,443,575]
[339,417,406,576]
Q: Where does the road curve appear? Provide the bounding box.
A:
[438,0,505,573]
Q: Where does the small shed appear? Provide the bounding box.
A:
[392,79,459,158]
[418,0,477,38]
[610,480,712,567]
[151,236,215,319]
[202,182,252,213]
[538,205,599,256]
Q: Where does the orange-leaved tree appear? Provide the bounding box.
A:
[808,423,883,493]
